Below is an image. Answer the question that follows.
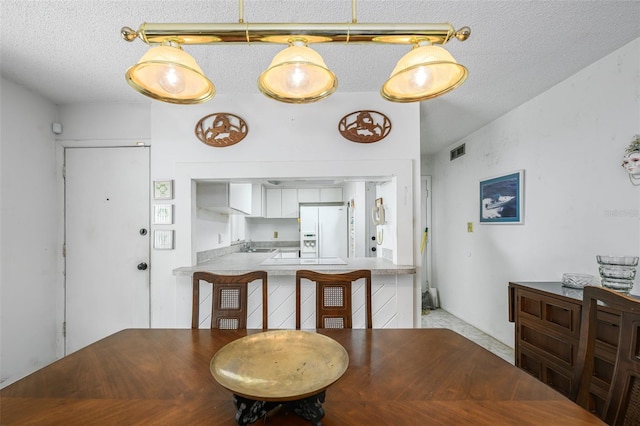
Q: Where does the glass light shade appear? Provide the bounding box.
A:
[125,45,215,104]
[258,45,337,103]
[381,45,468,102]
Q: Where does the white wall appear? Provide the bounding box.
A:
[246,218,299,242]
[373,179,397,261]
[151,92,421,327]
[343,181,367,257]
[195,208,230,251]
[0,78,59,387]
[431,38,640,347]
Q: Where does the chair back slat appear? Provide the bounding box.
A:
[295,269,372,329]
[571,286,640,425]
[192,271,268,329]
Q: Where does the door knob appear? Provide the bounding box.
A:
[137,262,148,271]
[139,228,148,236]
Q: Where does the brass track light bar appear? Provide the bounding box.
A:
[120,2,471,105]
[121,22,470,46]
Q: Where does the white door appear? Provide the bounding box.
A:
[65,147,150,354]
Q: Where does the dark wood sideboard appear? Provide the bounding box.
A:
[508,281,639,417]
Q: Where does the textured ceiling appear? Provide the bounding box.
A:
[1,1,639,155]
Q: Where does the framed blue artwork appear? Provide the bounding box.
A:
[479,170,524,224]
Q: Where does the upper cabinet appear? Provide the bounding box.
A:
[297,188,320,203]
[320,187,343,202]
[248,184,266,217]
[281,189,298,218]
[198,183,344,218]
[229,183,252,214]
[197,182,252,215]
[266,188,286,218]
[266,187,343,218]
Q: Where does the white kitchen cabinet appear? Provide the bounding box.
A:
[265,187,342,218]
[229,183,252,214]
[297,188,320,203]
[266,188,299,218]
[197,182,251,215]
[281,188,298,218]
[298,187,342,203]
[248,184,266,217]
[266,188,282,218]
[320,187,343,202]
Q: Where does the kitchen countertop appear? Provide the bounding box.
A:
[173,251,416,276]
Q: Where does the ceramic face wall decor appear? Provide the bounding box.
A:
[622,135,640,185]
[623,151,640,175]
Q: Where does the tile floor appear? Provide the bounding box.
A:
[421,309,515,364]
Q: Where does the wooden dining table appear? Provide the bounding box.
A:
[0,328,603,425]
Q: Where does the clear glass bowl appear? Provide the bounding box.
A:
[596,255,639,267]
[562,287,586,299]
[601,278,634,294]
[561,273,596,289]
[598,266,637,280]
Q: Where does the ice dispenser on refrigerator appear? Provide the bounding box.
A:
[301,232,317,257]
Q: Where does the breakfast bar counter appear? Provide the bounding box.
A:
[173,252,416,276]
[173,252,416,329]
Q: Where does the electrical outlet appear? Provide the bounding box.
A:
[467,222,473,232]
[273,231,278,239]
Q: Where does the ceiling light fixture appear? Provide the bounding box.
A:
[124,41,215,104]
[381,39,468,102]
[121,0,470,105]
[258,38,337,103]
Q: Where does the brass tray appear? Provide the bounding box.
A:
[210,330,349,401]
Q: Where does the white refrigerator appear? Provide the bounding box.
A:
[299,204,348,259]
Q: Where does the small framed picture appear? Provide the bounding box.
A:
[154,229,174,250]
[153,180,173,200]
[479,170,524,224]
[153,204,173,225]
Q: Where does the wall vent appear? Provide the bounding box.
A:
[450,143,465,161]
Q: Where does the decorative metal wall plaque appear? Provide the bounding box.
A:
[195,113,248,147]
[338,110,392,143]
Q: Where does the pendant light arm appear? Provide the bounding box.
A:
[238,0,244,24]
[352,0,357,23]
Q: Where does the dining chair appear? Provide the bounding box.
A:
[571,286,640,425]
[295,269,372,329]
[192,271,268,329]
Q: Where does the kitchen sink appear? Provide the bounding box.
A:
[248,248,276,253]
[270,251,299,259]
